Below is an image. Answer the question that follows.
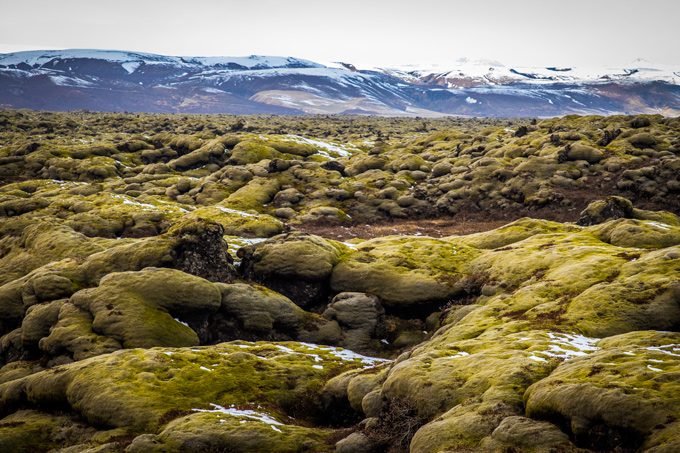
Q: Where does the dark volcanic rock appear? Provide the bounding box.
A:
[577,196,635,225]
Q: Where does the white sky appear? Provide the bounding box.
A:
[0,0,678,67]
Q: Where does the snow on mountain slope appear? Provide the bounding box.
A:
[369,57,680,87]
[0,49,322,71]
[0,49,678,116]
[0,50,184,68]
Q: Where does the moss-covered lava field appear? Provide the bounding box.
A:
[0,110,679,452]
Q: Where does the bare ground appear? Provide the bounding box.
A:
[295,217,514,240]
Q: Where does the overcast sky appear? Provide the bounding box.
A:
[1,0,678,67]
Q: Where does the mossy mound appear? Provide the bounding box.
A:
[525,330,680,452]
[70,267,221,349]
[331,236,480,308]
[188,206,284,238]
[0,409,98,453]
[459,217,580,249]
[244,232,347,280]
[127,411,333,453]
[215,282,321,341]
[241,232,348,308]
[0,341,388,451]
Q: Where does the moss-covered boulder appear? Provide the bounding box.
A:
[39,301,121,361]
[590,219,680,249]
[577,196,635,226]
[224,177,281,210]
[241,232,348,307]
[229,140,283,165]
[478,416,579,452]
[460,217,579,249]
[0,410,98,453]
[71,267,221,349]
[211,282,317,341]
[331,236,480,309]
[188,206,284,238]
[525,331,680,452]
[565,142,604,164]
[323,292,385,352]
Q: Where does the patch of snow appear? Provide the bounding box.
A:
[185,55,322,70]
[284,134,355,158]
[646,344,680,357]
[529,355,548,362]
[48,74,93,87]
[647,364,663,372]
[531,332,600,362]
[465,96,478,104]
[121,61,140,74]
[199,366,213,372]
[296,342,390,367]
[647,221,671,231]
[202,87,227,94]
[233,237,268,246]
[193,403,284,426]
[275,345,296,354]
[215,206,258,217]
[174,318,189,327]
[111,194,156,210]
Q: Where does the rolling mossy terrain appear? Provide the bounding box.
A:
[0,110,679,452]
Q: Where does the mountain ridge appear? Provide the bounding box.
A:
[1,49,678,116]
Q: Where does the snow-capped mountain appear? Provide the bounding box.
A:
[372,58,680,88]
[0,49,678,116]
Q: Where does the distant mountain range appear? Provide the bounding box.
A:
[1,49,678,116]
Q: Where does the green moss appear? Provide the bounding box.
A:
[459,217,580,249]
[265,138,318,157]
[331,236,480,307]
[224,177,281,210]
[565,142,605,163]
[589,218,680,249]
[0,341,382,434]
[39,302,121,360]
[525,331,680,451]
[565,245,680,337]
[248,232,347,280]
[189,206,283,238]
[71,267,220,349]
[1,111,679,453]
[127,411,334,453]
[230,140,284,165]
[0,410,97,453]
[217,282,315,336]
[0,221,104,285]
